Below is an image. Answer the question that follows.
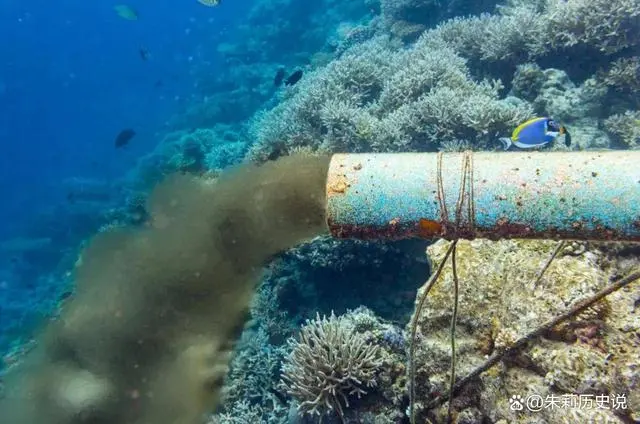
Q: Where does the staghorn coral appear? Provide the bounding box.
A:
[604,110,640,148]
[372,83,532,151]
[208,400,267,424]
[542,0,640,55]
[425,8,544,62]
[379,0,499,42]
[319,99,380,152]
[248,35,532,160]
[375,41,471,112]
[380,0,439,24]
[425,0,640,61]
[603,57,640,94]
[512,65,608,126]
[280,311,383,420]
[246,36,400,161]
[209,326,290,424]
[219,327,287,408]
[332,21,377,55]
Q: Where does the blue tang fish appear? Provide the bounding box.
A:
[499,117,571,150]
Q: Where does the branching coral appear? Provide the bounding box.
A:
[319,99,379,152]
[279,312,382,420]
[246,36,400,160]
[373,82,532,151]
[248,34,532,159]
[220,328,287,408]
[426,0,640,61]
[425,8,545,61]
[604,110,640,148]
[375,41,471,112]
[542,0,640,54]
[132,127,247,189]
[380,0,439,24]
[379,0,500,42]
[512,65,608,122]
[603,57,640,94]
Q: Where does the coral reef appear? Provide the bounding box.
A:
[258,236,429,327]
[280,312,383,420]
[131,126,247,190]
[5,1,640,424]
[427,0,640,61]
[379,0,499,42]
[210,307,410,424]
[8,0,640,363]
[206,235,429,422]
[604,110,640,148]
[244,0,640,160]
[408,239,640,423]
[247,35,532,160]
[603,57,640,95]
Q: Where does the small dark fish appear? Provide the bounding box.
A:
[59,291,73,301]
[284,69,303,86]
[115,128,136,148]
[154,79,164,88]
[139,47,150,61]
[274,67,286,87]
[67,192,76,203]
[268,387,288,405]
[563,128,571,147]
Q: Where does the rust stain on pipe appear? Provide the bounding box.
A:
[325,152,640,242]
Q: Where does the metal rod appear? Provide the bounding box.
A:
[325,152,640,241]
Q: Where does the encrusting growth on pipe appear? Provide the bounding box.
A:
[326,151,640,242]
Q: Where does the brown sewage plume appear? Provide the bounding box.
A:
[0,154,330,424]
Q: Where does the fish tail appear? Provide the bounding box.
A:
[499,137,512,150]
[561,126,571,147]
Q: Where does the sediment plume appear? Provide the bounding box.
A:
[0,154,330,424]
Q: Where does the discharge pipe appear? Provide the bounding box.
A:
[326,151,640,242]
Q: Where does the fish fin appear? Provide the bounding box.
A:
[562,127,571,147]
[513,139,547,149]
[499,137,512,150]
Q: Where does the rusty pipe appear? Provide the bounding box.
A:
[326,151,640,241]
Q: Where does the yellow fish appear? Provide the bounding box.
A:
[114,5,139,20]
[197,0,221,6]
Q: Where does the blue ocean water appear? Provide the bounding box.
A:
[0,0,249,353]
[0,1,245,236]
[1,0,639,423]
[0,0,376,358]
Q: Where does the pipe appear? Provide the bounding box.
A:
[326,151,640,241]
